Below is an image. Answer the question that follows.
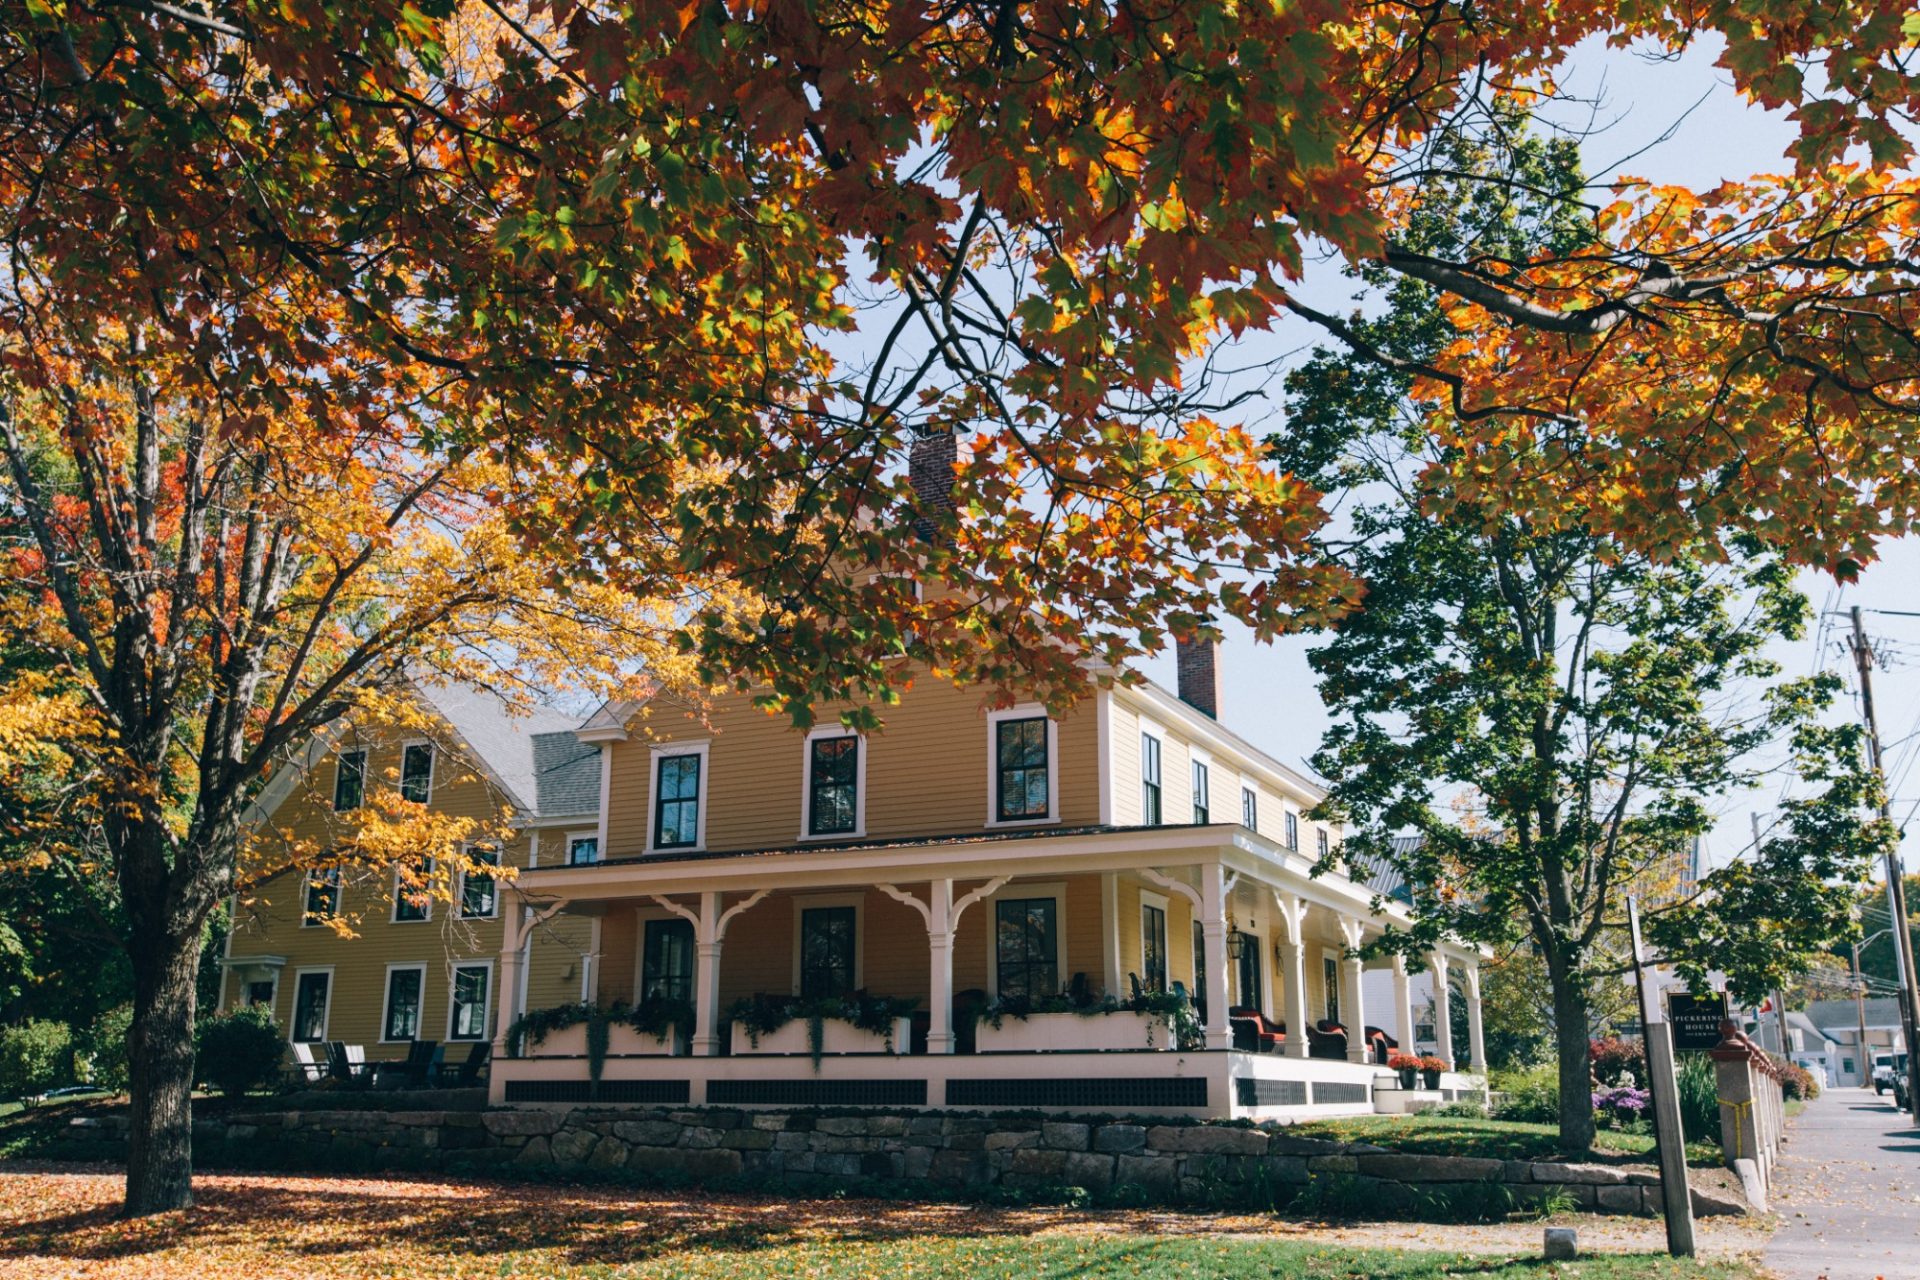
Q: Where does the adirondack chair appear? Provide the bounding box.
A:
[287,1042,326,1085]
[326,1041,371,1084]
[440,1041,490,1088]
[373,1039,441,1090]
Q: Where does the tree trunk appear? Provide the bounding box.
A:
[122,923,203,1216]
[1552,977,1596,1155]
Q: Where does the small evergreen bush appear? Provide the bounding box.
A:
[0,1019,74,1099]
[196,1005,285,1097]
[1489,1062,1558,1124]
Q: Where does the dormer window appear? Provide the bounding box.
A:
[651,746,706,851]
[991,712,1053,823]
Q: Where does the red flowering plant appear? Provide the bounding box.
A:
[1419,1056,1451,1073]
[1387,1052,1424,1071]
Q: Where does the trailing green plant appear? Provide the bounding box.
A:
[724,991,919,1068]
[193,1006,283,1098]
[973,988,1202,1049]
[627,995,695,1048]
[503,1000,599,1059]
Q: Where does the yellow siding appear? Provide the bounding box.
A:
[603,673,1102,859]
[226,725,592,1059]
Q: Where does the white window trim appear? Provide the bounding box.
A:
[797,726,867,841]
[1139,889,1170,992]
[645,740,711,854]
[984,881,1069,999]
[398,738,437,804]
[390,856,435,924]
[1240,779,1259,833]
[1189,746,1214,824]
[288,966,335,1045]
[565,829,601,866]
[300,867,341,928]
[447,958,495,1042]
[791,893,864,996]
[985,704,1060,828]
[238,968,281,1015]
[333,748,368,812]
[456,843,500,920]
[380,962,429,1043]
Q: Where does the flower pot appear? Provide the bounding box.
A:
[1397,1067,1418,1090]
[1421,1068,1442,1089]
[975,1010,1174,1053]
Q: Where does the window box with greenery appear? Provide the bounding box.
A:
[973,989,1200,1053]
[725,991,917,1067]
[505,998,694,1064]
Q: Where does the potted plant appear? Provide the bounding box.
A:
[1419,1054,1449,1089]
[1387,1051,1423,1090]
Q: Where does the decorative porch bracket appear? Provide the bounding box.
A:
[494,895,573,1058]
[1270,889,1310,1060]
[1336,916,1371,1063]
[1430,952,1455,1069]
[877,876,1008,1054]
[648,889,771,1056]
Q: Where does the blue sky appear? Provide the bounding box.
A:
[1131,32,1920,878]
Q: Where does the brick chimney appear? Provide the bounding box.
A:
[909,428,959,543]
[1175,635,1221,719]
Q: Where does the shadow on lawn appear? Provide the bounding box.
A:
[0,1166,1192,1269]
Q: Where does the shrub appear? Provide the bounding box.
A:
[1491,1061,1558,1124]
[1777,1059,1820,1101]
[1589,1035,1645,1087]
[0,1019,74,1099]
[80,1005,133,1093]
[195,1005,285,1097]
[1675,1053,1722,1144]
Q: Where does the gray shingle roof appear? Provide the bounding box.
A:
[1806,997,1903,1031]
[532,731,602,818]
[414,682,579,815]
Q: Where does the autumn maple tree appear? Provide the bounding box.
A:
[2,0,1917,1216]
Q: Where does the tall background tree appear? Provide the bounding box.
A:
[2,0,1918,1214]
[1274,119,1891,1153]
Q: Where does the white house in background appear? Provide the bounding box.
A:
[1788,997,1907,1087]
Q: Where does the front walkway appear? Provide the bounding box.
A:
[1766,1087,1920,1279]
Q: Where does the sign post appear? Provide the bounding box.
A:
[1627,896,1696,1257]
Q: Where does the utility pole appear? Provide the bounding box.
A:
[1849,605,1920,1121]
[1854,942,1873,1087]
[1753,811,1793,1058]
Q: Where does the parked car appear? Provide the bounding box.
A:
[1873,1054,1896,1093]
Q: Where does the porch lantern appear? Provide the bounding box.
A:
[1225,929,1252,962]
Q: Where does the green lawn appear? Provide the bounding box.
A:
[622,1235,1762,1279]
[1288,1113,1721,1167]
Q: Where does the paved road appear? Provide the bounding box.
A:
[1766,1086,1920,1279]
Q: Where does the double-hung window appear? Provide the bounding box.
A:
[1323,954,1341,1024]
[1141,901,1168,992]
[1192,760,1210,823]
[994,716,1050,821]
[642,918,696,1002]
[291,971,331,1043]
[333,749,366,812]
[448,963,490,1040]
[394,857,433,923]
[799,906,856,999]
[1284,811,1300,850]
[1316,828,1330,860]
[1241,786,1258,830]
[458,847,498,919]
[1140,733,1163,825]
[993,897,1059,999]
[382,966,425,1042]
[303,867,341,926]
[400,743,434,804]
[653,753,702,849]
[807,736,859,836]
[566,834,599,866]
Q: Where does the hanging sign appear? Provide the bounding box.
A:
[1668,991,1729,1052]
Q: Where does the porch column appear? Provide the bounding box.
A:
[1200,862,1231,1050]
[928,879,956,1054]
[693,891,723,1056]
[1465,964,1486,1070]
[1273,890,1309,1060]
[1340,918,1370,1064]
[493,900,524,1056]
[1101,873,1123,999]
[1431,952,1455,1068]
[1392,955,1416,1058]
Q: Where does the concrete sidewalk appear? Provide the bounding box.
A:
[1765,1086,1920,1279]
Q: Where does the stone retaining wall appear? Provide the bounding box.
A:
[72,1108,1749,1218]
